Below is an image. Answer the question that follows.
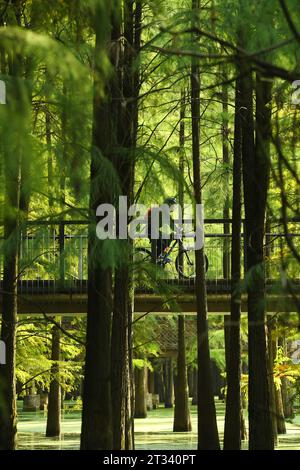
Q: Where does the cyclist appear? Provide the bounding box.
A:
[145,197,178,260]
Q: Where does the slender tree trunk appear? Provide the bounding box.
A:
[110,4,128,448]
[164,358,174,408]
[127,3,142,449]
[271,329,286,435]
[222,80,230,280]
[0,41,24,451]
[241,60,274,449]
[173,316,191,432]
[148,368,155,394]
[0,158,19,451]
[112,264,132,448]
[44,83,62,438]
[267,322,278,445]
[281,374,293,418]
[19,58,33,219]
[80,2,113,449]
[134,366,147,418]
[223,78,242,450]
[275,387,286,435]
[174,88,187,423]
[191,0,219,450]
[224,315,230,377]
[279,336,294,418]
[192,368,198,405]
[45,83,54,212]
[126,294,135,449]
[111,0,141,450]
[178,90,185,275]
[187,367,193,398]
[222,78,231,409]
[46,323,61,437]
[154,364,165,403]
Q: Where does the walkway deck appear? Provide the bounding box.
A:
[1,279,298,315]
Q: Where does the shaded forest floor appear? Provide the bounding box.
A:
[16,400,300,450]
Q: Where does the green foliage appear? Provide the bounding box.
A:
[16,319,84,396]
[0,0,299,432]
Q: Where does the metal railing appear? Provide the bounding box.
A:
[0,219,299,296]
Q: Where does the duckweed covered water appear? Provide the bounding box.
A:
[16,400,300,450]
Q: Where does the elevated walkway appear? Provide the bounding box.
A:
[1,279,298,315]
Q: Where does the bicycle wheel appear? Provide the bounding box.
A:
[175,249,209,279]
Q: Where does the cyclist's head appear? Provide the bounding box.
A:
[164,196,177,206]
[163,196,177,213]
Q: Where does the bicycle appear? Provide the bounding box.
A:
[134,237,209,280]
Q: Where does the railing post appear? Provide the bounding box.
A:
[265,218,271,281]
[223,220,230,281]
[243,220,247,275]
[78,236,83,280]
[59,222,65,284]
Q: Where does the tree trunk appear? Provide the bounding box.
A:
[175,88,186,418]
[46,323,61,437]
[134,366,147,418]
[281,375,294,419]
[223,78,243,450]
[154,365,165,403]
[190,0,219,450]
[0,43,24,451]
[279,336,294,419]
[112,266,131,448]
[267,323,278,445]
[126,2,142,449]
[80,1,113,449]
[222,75,231,410]
[81,264,113,450]
[275,386,286,435]
[192,368,198,405]
[126,303,135,449]
[148,368,155,394]
[0,164,19,451]
[224,315,231,377]
[187,367,193,398]
[19,58,33,218]
[241,59,274,449]
[222,80,230,280]
[271,330,286,435]
[178,90,185,276]
[110,0,141,450]
[173,316,191,432]
[164,358,174,408]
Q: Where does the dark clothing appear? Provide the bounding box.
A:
[154,239,170,258]
[146,207,175,258]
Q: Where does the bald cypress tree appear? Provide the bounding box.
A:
[223,78,243,450]
[80,1,114,449]
[0,4,30,448]
[111,0,141,450]
[191,0,219,450]
[240,59,274,449]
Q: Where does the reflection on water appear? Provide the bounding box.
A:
[17,408,199,450]
[17,431,198,451]
[18,432,80,450]
[16,402,300,451]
